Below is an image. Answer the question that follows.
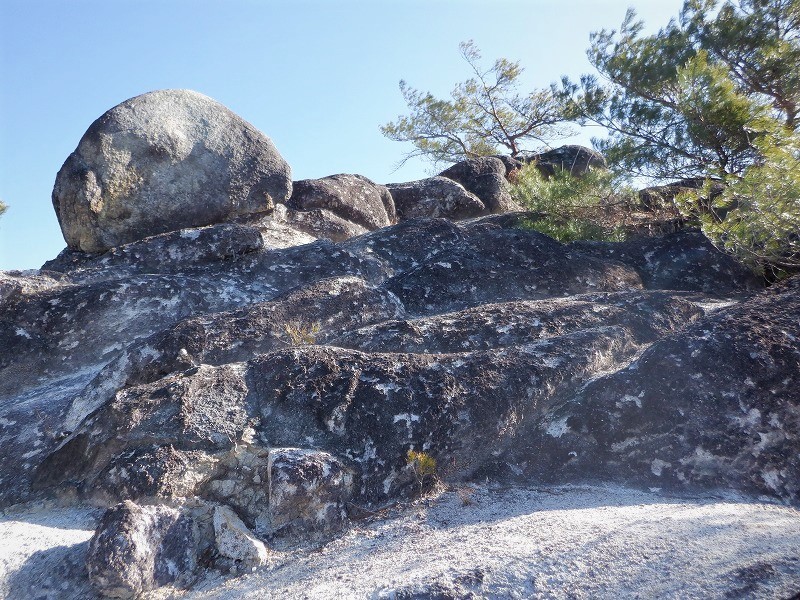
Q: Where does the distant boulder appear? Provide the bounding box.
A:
[637,177,726,210]
[522,145,607,178]
[387,176,486,221]
[439,156,518,213]
[286,174,396,231]
[52,89,292,253]
[491,154,524,177]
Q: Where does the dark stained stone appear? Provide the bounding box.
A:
[523,145,607,178]
[386,177,486,221]
[286,174,396,231]
[439,157,519,213]
[86,501,203,598]
[570,231,763,294]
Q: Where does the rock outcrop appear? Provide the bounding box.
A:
[4,92,797,599]
[52,90,292,253]
[522,144,607,178]
[439,156,519,213]
[286,174,396,231]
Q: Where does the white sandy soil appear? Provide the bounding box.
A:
[1,485,799,599]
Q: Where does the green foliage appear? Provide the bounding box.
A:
[565,0,799,181]
[283,321,321,345]
[562,0,800,277]
[406,449,437,491]
[509,163,632,242]
[677,135,800,279]
[382,41,571,167]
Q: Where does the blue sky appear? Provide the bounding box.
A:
[0,0,683,270]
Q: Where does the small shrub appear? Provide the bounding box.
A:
[283,320,321,345]
[406,449,437,491]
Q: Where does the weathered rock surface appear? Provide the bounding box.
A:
[286,174,396,231]
[571,231,762,294]
[4,192,797,598]
[439,156,519,213]
[384,223,643,315]
[523,144,607,178]
[52,90,291,253]
[271,203,369,242]
[518,276,800,501]
[386,177,486,221]
[86,500,203,598]
[267,448,354,538]
[213,505,269,569]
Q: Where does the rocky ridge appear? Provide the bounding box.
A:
[1,90,797,598]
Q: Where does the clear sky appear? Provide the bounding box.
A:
[0,0,683,270]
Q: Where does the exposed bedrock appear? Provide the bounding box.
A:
[11,91,795,598]
[4,204,795,598]
[518,276,800,502]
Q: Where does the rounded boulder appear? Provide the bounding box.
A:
[52,89,292,253]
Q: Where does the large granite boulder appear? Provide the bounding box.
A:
[286,174,396,231]
[439,157,518,213]
[386,177,486,220]
[52,89,292,253]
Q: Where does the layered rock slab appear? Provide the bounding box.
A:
[519,277,800,503]
[286,174,396,231]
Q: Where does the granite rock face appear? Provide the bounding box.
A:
[286,174,396,231]
[519,276,800,500]
[439,156,519,213]
[386,176,486,221]
[52,90,292,253]
[3,196,795,598]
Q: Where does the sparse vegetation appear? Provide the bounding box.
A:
[382,40,571,168]
[406,449,438,491]
[565,0,800,278]
[283,320,321,345]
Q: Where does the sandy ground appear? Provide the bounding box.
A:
[1,485,799,599]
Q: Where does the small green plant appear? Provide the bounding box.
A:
[283,320,321,345]
[406,449,437,491]
[509,163,632,242]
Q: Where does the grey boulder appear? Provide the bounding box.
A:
[86,500,203,598]
[271,203,369,242]
[286,174,396,231]
[52,89,292,253]
[386,177,486,220]
[523,145,607,178]
[439,157,518,213]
